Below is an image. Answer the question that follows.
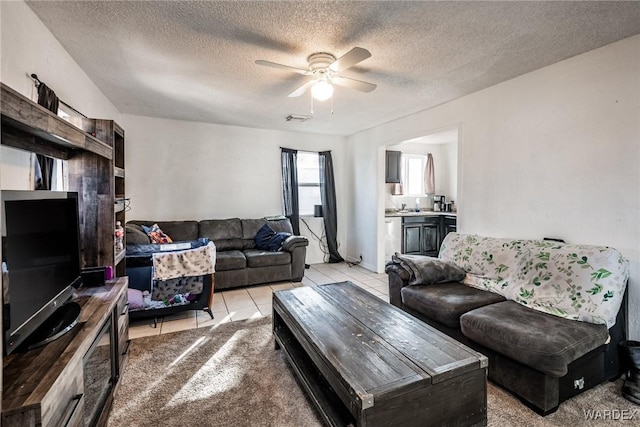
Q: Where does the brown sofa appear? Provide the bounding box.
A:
[126,217,308,291]
[385,233,629,415]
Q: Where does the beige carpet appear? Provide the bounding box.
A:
[109,317,639,426]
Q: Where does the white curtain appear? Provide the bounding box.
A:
[424,153,435,194]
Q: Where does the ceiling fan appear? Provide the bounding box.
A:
[256,47,377,101]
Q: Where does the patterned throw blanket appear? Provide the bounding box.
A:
[439,233,629,328]
[152,242,216,281]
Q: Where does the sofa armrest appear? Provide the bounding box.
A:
[282,235,309,252]
[385,262,411,307]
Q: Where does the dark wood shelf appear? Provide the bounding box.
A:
[114,167,125,178]
[0,83,111,160]
[115,249,126,266]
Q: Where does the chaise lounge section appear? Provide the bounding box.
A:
[386,232,629,415]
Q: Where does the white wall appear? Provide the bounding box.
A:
[0,1,120,119]
[0,0,120,190]
[348,35,640,339]
[119,114,348,264]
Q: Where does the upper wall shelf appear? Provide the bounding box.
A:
[0,83,112,160]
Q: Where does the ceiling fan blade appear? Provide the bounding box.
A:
[288,79,316,97]
[255,60,311,75]
[332,76,377,93]
[329,47,371,72]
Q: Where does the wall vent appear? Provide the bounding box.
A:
[285,114,312,123]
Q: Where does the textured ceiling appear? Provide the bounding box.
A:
[26,1,640,136]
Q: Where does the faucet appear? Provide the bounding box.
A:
[400,203,406,211]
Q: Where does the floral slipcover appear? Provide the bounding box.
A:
[439,233,629,328]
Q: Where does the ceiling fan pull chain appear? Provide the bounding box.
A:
[331,96,334,115]
[310,94,314,115]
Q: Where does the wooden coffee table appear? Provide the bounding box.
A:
[273,281,487,427]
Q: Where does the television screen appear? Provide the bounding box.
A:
[1,191,81,355]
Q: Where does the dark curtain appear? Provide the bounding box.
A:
[35,82,58,189]
[36,82,59,114]
[281,148,300,235]
[35,155,54,190]
[319,151,344,263]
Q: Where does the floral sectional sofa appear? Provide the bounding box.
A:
[385,232,629,415]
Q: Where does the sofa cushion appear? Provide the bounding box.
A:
[214,250,246,271]
[439,233,538,296]
[244,249,291,268]
[460,301,610,377]
[128,220,199,242]
[126,224,150,245]
[267,217,294,234]
[505,243,629,328]
[440,233,629,328]
[401,283,506,328]
[199,219,243,251]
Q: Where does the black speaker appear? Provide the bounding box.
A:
[81,266,106,288]
[314,205,323,217]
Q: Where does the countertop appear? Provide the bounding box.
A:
[385,210,457,218]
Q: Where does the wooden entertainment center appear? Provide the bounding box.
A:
[1,83,130,425]
[2,279,129,426]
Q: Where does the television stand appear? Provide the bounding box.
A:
[24,301,81,350]
[2,278,130,427]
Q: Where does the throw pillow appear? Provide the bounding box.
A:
[266,232,292,251]
[127,288,144,310]
[141,223,173,244]
[255,223,276,249]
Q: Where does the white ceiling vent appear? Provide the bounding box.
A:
[285,114,312,123]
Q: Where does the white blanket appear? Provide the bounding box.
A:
[152,242,216,281]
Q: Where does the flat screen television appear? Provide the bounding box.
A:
[1,190,82,355]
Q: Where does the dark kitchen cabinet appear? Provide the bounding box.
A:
[442,215,457,240]
[403,224,423,254]
[402,216,441,257]
[401,215,457,256]
[385,150,402,183]
[422,220,440,256]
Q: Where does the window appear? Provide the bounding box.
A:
[402,154,425,196]
[297,151,321,216]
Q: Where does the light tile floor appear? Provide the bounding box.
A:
[128,262,390,339]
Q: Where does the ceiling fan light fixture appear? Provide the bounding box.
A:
[311,80,333,101]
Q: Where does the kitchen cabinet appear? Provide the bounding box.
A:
[403,224,423,254]
[402,216,441,257]
[442,215,457,240]
[400,215,456,256]
[385,150,402,183]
